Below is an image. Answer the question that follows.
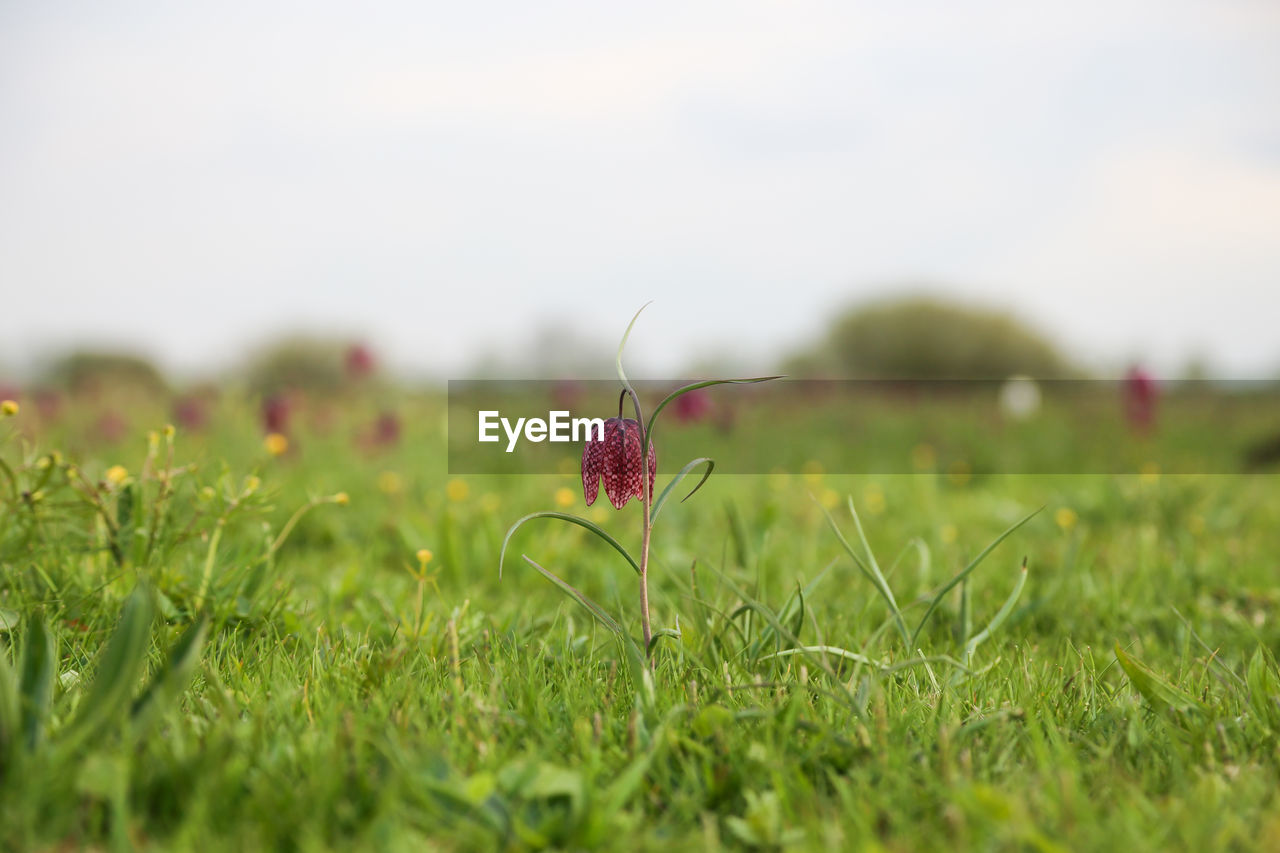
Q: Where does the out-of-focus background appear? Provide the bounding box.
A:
[2,1,1279,386]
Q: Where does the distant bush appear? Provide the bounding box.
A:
[43,351,167,395]
[242,336,352,396]
[785,295,1073,378]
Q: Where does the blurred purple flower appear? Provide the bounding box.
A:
[672,388,712,423]
[35,389,62,422]
[172,395,208,431]
[96,410,128,443]
[581,417,656,510]
[1124,366,1157,433]
[262,394,292,435]
[345,343,376,379]
[374,411,401,445]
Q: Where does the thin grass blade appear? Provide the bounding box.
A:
[0,645,19,773]
[819,499,911,647]
[911,507,1042,646]
[61,584,154,751]
[130,611,210,732]
[962,559,1029,664]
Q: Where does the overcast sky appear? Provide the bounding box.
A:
[2,1,1278,380]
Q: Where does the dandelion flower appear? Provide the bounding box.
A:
[378,471,403,494]
[446,478,470,502]
[105,465,129,487]
[264,432,289,456]
[911,443,936,471]
[1,400,18,417]
[863,483,886,515]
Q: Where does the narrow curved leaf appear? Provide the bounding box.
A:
[0,647,19,772]
[650,457,715,524]
[615,302,652,392]
[500,512,640,578]
[19,612,56,751]
[522,555,624,636]
[62,584,154,751]
[1115,643,1207,717]
[645,378,782,445]
[962,559,1029,663]
[819,499,910,648]
[758,646,970,674]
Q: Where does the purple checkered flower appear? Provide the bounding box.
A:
[581,417,656,510]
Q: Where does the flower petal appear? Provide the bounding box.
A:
[581,431,602,506]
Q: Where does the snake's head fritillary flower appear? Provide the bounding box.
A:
[262,394,292,435]
[581,417,656,510]
[345,343,376,379]
[172,395,208,431]
[672,389,712,423]
[1124,365,1157,432]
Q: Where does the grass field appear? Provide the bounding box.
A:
[1,389,1279,851]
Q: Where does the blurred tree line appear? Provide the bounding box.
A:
[9,296,1085,394]
[784,295,1074,379]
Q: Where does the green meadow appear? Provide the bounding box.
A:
[1,390,1278,851]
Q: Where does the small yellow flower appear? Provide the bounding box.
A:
[264,432,289,456]
[332,491,350,506]
[1055,507,1078,531]
[163,423,176,439]
[819,487,840,509]
[416,548,433,566]
[863,483,886,515]
[1,400,19,417]
[555,486,575,508]
[104,465,129,487]
[243,475,261,495]
[378,471,404,494]
[446,478,469,502]
[940,523,958,544]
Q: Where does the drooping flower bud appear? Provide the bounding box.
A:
[581,417,656,509]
